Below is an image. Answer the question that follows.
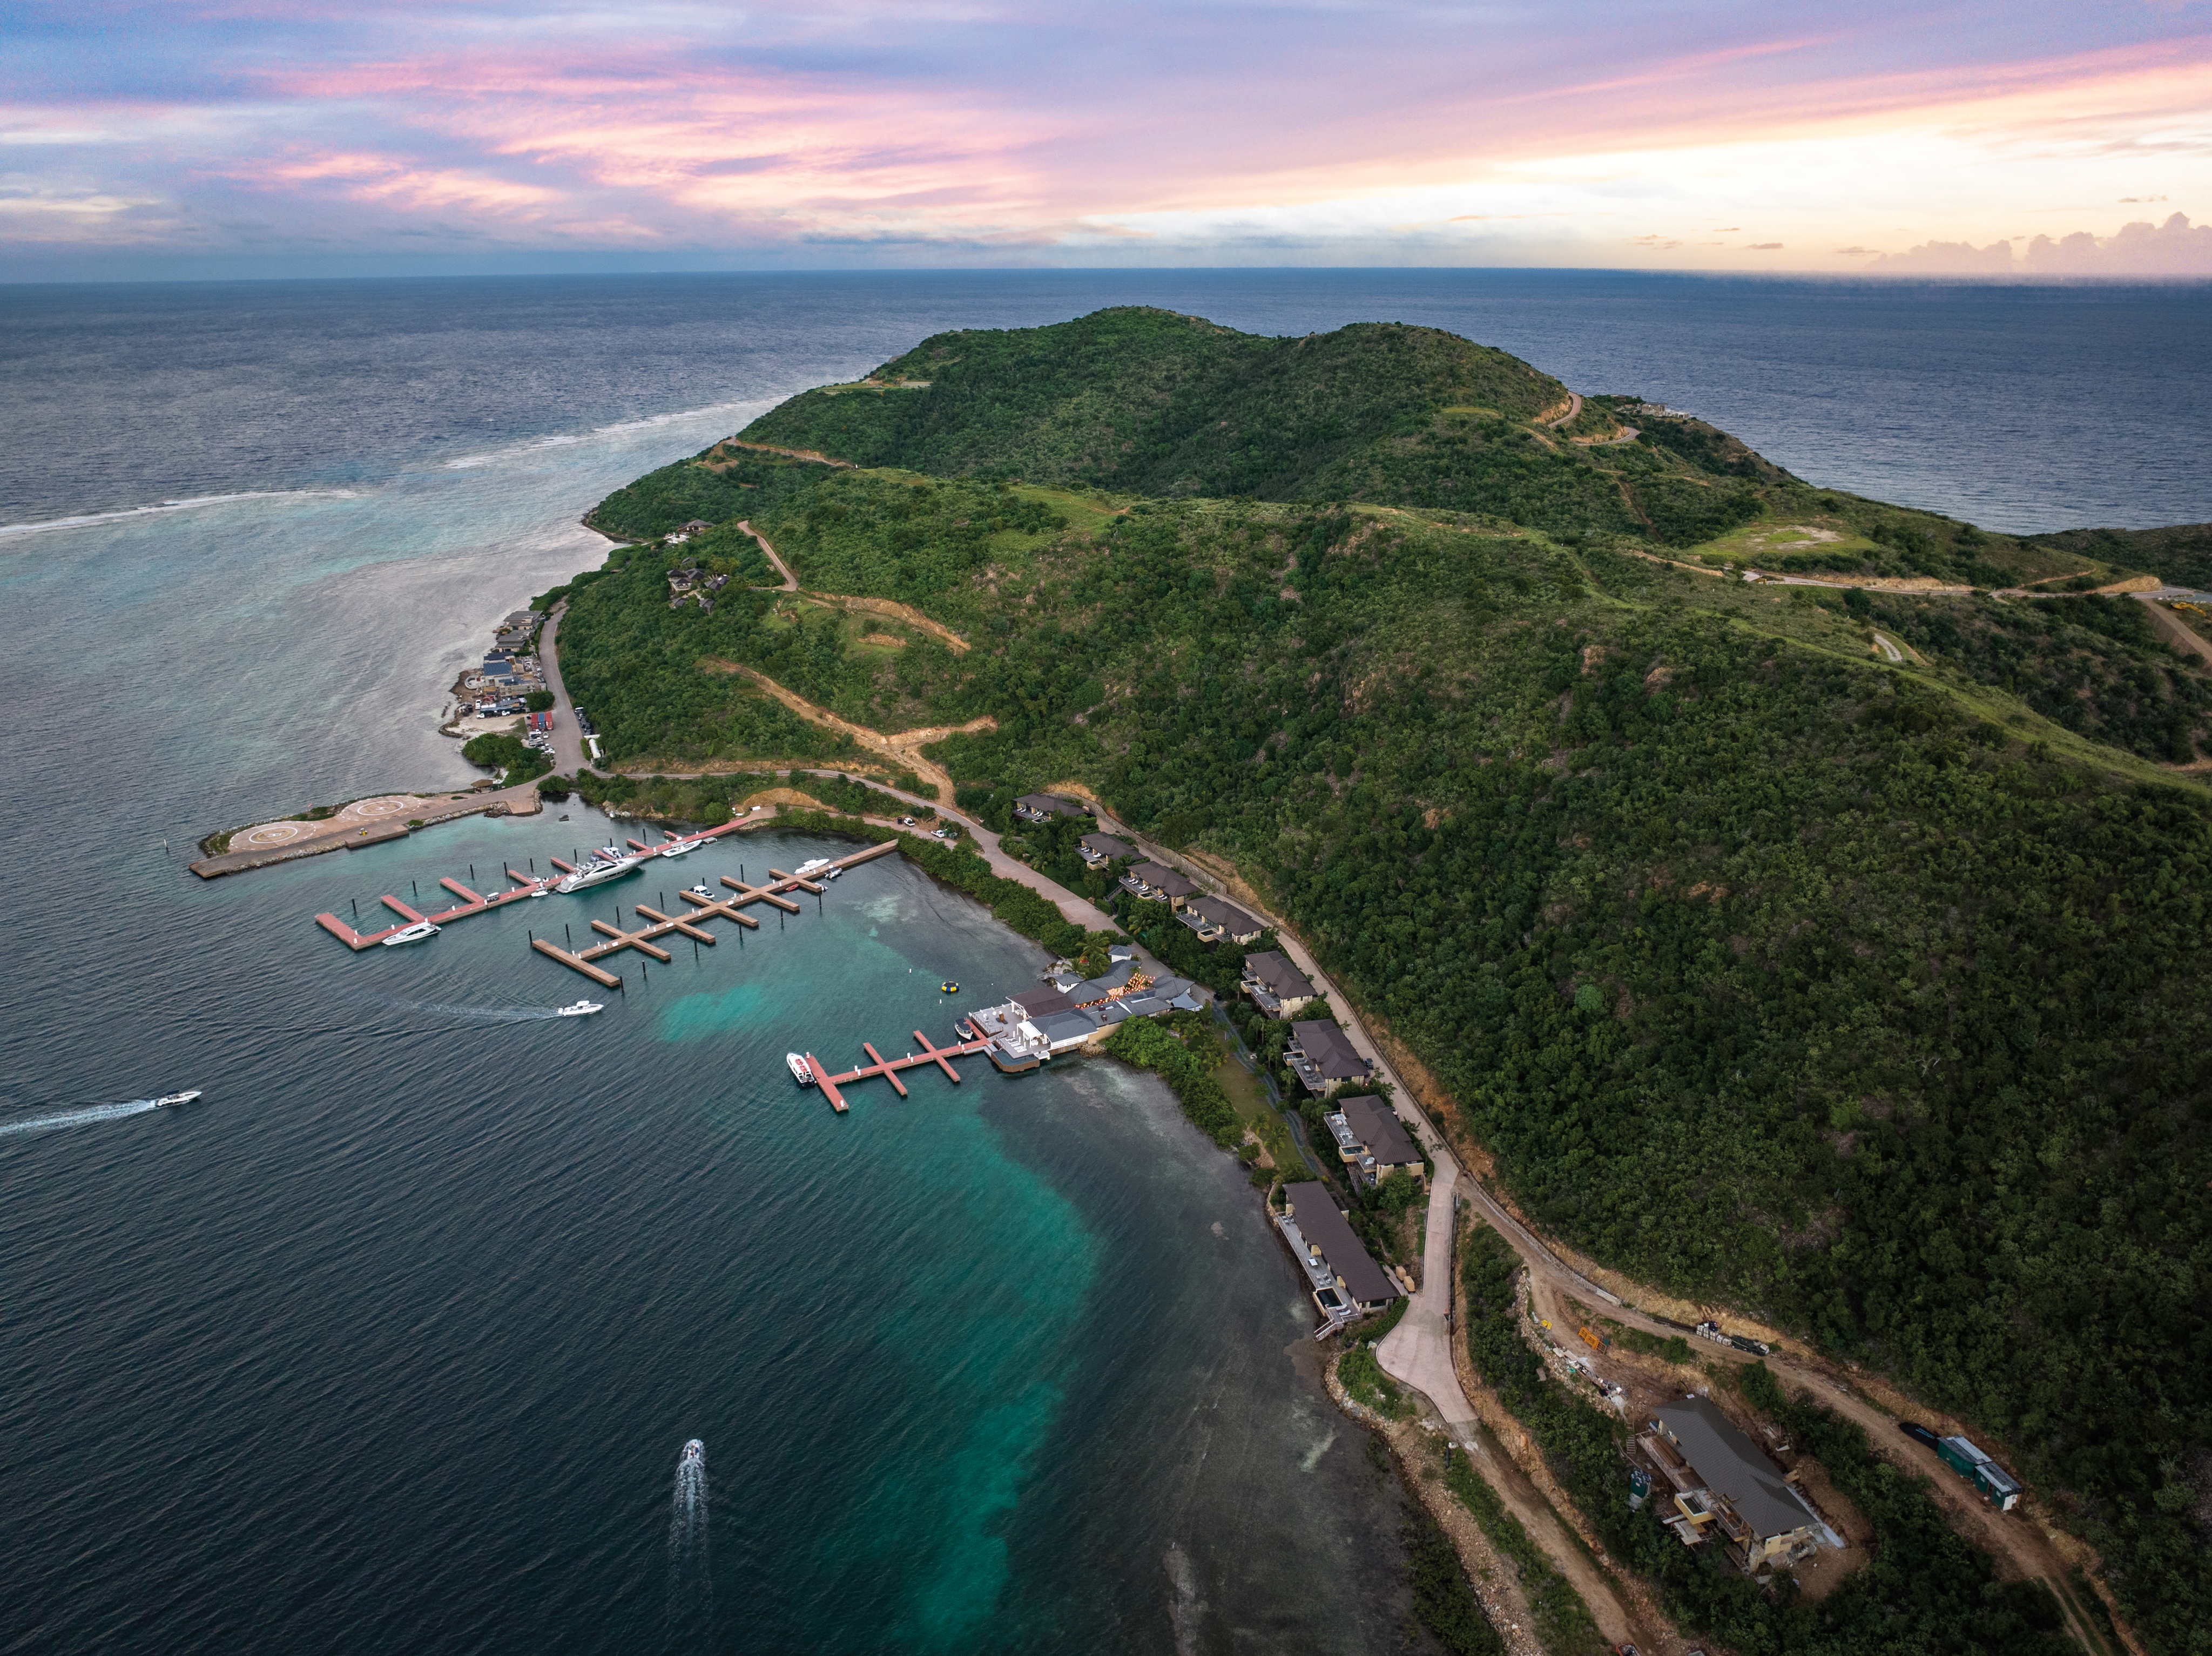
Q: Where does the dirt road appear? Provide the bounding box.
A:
[2135,591,2212,667]
[734,520,798,591]
[702,661,992,801]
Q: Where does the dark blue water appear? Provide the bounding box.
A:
[6,272,2209,533]
[4,272,2208,1654]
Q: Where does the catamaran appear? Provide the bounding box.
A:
[554,848,644,894]
[786,1053,815,1086]
[382,921,440,946]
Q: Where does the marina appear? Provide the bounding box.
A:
[801,1026,1001,1114]
[313,828,902,988]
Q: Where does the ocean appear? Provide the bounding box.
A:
[3,271,2208,1654]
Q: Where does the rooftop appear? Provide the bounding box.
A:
[1080,832,1136,860]
[1243,950,1314,999]
[1654,1396,1821,1542]
[1340,1096,1420,1167]
[1015,793,1091,819]
[1279,1183,1399,1306]
[1289,1020,1368,1080]
[1184,894,1261,935]
[1124,862,1198,898]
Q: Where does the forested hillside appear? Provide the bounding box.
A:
[563,315,2212,1653]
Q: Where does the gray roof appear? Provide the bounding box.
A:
[1291,1020,1368,1080]
[1244,951,1314,998]
[1016,793,1091,817]
[1281,1184,1400,1306]
[1070,959,1139,1001]
[1186,895,1262,934]
[1033,1009,1102,1046]
[1013,986,1076,1017]
[1127,862,1198,897]
[1654,1396,1820,1540]
[1341,1096,1421,1167]
[1081,833,1136,859]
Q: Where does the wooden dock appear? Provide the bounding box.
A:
[807,1027,998,1112]
[312,832,903,987]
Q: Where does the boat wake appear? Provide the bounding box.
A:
[667,1438,712,1640]
[375,997,567,1023]
[0,491,359,540]
[0,1099,160,1139]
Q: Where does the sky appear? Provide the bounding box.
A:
[4,0,2210,279]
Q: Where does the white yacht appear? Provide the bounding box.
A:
[556,1000,603,1017]
[152,1090,203,1108]
[786,1052,815,1086]
[554,848,644,894]
[382,921,440,946]
[792,856,841,881]
[657,837,701,859]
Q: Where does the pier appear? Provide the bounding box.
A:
[312,831,902,985]
[807,1027,997,1113]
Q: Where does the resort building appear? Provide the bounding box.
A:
[1325,1096,1424,1187]
[1178,895,1264,945]
[1013,793,1093,823]
[1287,1020,1372,1096]
[1276,1182,1401,1321]
[1241,951,1316,1018]
[1078,832,1136,868]
[1120,862,1199,908]
[1640,1396,1831,1572]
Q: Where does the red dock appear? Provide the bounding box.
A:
[808,1028,997,1110]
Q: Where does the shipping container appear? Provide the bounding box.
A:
[1938,1435,2020,1510]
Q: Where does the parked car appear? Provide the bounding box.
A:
[899,816,918,827]
[1900,1422,1941,1449]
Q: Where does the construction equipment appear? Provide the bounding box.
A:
[1579,1326,1606,1351]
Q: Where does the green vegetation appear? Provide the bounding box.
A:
[1863,590,2212,761]
[571,312,2212,1651]
[585,447,829,542]
[1100,1014,1242,1146]
[1340,1342,1413,1418]
[459,731,550,785]
[524,689,556,713]
[1439,1450,1610,1656]
[1462,1228,2074,1655]
[1603,1322,1694,1364]
[1403,1498,1507,1656]
[2026,522,2212,591]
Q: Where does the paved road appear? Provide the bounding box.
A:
[1541,390,1583,429]
[535,601,590,774]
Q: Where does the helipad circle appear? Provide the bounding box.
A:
[340,795,416,821]
[238,821,306,848]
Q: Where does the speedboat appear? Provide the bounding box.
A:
[657,838,699,859]
[382,921,440,946]
[556,1000,603,1017]
[689,883,712,897]
[792,857,833,880]
[152,1090,202,1108]
[681,1439,705,1466]
[786,1052,815,1086]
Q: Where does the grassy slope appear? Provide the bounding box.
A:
[571,319,2212,1654]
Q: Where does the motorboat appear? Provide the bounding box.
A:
[792,857,834,880]
[554,848,644,894]
[689,883,713,897]
[681,1439,705,1467]
[786,1052,815,1086]
[657,838,700,858]
[152,1090,202,1108]
[382,921,440,946]
[556,1000,603,1017]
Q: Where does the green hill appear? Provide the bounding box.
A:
[564,315,2212,1656]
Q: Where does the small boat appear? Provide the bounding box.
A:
[557,1000,603,1017]
[689,883,712,897]
[792,857,833,880]
[786,1053,815,1086]
[939,982,959,995]
[681,1438,705,1467]
[382,921,440,946]
[657,839,699,859]
[152,1090,202,1108]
